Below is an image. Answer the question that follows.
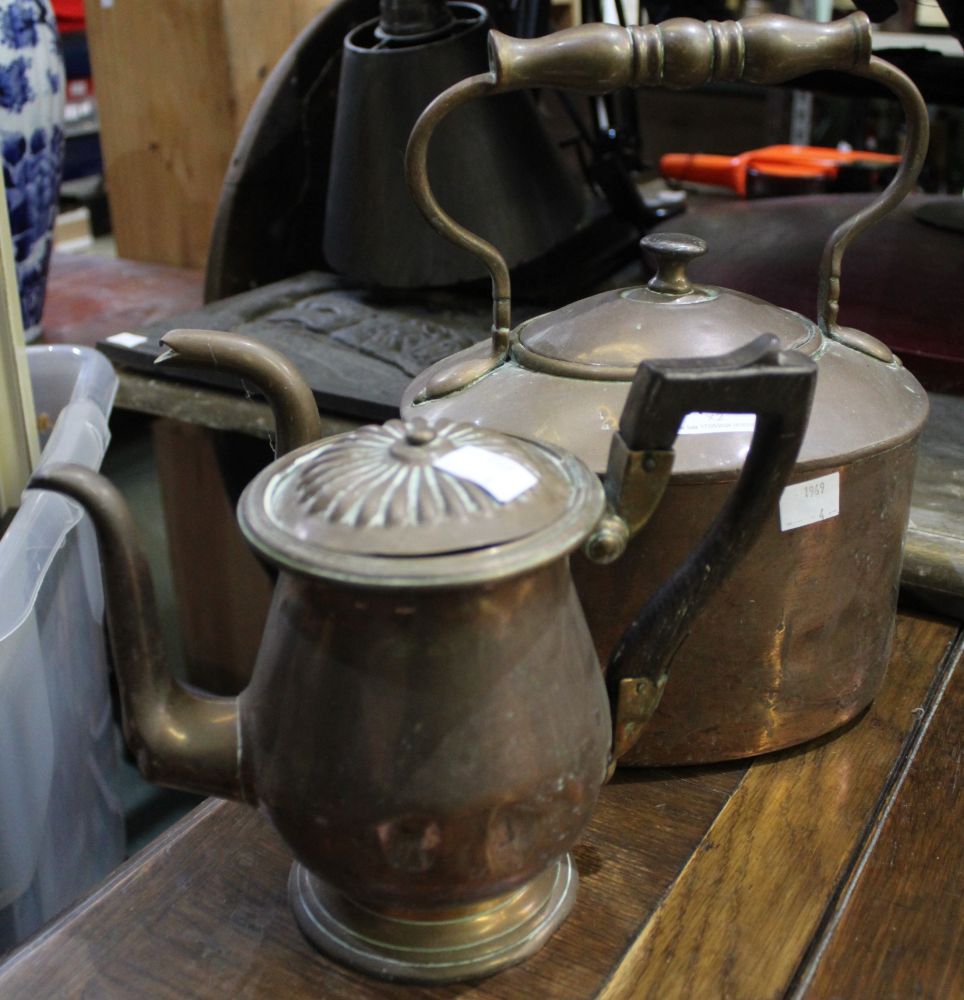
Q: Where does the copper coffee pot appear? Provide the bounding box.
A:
[30,330,813,981]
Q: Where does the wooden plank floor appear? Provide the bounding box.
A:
[795,633,963,1000]
[0,614,958,998]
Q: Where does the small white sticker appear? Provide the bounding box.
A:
[433,445,537,504]
[779,472,840,532]
[106,332,147,349]
[679,412,757,435]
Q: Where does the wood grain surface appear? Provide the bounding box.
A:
[153,418,273,693]
[0,766,744,998]
[0,614,957,998]
[795,635,963,1000]
[597,614,958,1000]
[85,1,331,268]
[221,0,336,132]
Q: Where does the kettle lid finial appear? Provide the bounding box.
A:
[640,233,707,296]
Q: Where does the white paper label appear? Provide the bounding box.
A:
[779,472,840,532]
[433,446,537,504]
[678,412,757,435]
[106,332,147,349]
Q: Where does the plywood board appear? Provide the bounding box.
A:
[86,0,331,269]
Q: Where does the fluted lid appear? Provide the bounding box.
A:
[238,418,604,586]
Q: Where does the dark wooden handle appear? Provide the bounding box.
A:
[606,335,817,764]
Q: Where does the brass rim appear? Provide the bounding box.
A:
[288,855,578,982]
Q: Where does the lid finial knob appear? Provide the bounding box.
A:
[404,419,437,446]
[641,233,707,295]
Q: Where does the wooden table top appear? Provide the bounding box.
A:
[40,251,203,349]
[1,611,960,999]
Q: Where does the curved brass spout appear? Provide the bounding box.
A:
[156,329,323,454]
[29,464,246,802]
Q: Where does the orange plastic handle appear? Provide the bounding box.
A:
[660,145,900,196]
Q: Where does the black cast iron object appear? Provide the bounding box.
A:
[323,1,584,288]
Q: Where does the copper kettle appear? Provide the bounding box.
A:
[31,327,813,981]
[401,11,931,765]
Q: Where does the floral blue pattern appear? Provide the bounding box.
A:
[0,55,32,111]
[0,0,62,341]
[1,0,41,50]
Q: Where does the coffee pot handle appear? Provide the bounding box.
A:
[406,12,928,365]
[589,335,816,765]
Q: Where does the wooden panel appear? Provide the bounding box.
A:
[86,1,234,269]
[597,614,958,1000]
[86,1,330,269]
[221,0,333,131]
[152,418,273,693]
[797,637,963,1000]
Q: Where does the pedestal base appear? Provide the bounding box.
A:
[288,855,578,983]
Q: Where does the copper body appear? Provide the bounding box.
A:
[29,323,814,980]
[400,11,930,765]
[576,443,919,765]
[30,454,610,903]
[243,564,608,908]
[29,459,609,980]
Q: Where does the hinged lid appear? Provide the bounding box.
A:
[238,418,604,586]
[402,231,926,477]
[514,234,820,380]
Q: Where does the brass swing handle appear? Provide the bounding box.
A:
[488,14,871,92]
[405,11,929,355]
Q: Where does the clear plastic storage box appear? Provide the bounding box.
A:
[0,345,124,952]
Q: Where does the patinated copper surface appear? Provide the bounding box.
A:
[29,456,611,980]
[400,12,930,764]
[577,442,920,765]
[28,317,815,980]
[25,465,242,802]
[238,563,608,907]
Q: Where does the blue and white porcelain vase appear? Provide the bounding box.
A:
[0,0,63,342]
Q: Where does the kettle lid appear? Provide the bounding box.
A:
[514,234,819,380]
[238,418,604,586]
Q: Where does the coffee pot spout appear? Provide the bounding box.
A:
[156,329,323,454]
[28,464,245,801]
